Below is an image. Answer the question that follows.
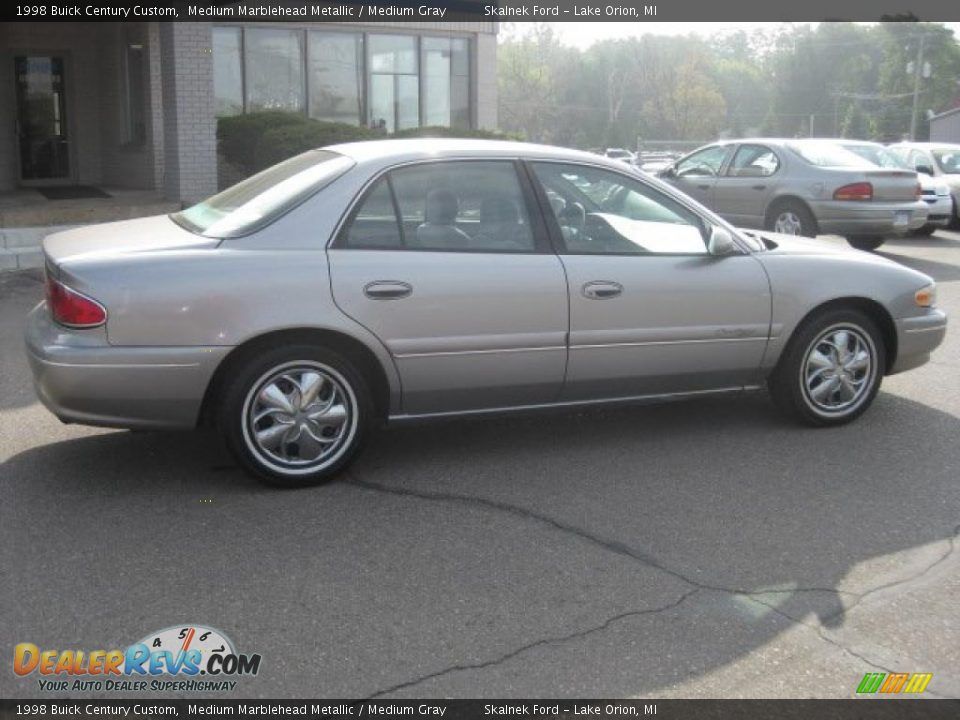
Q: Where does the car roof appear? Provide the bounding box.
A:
[326,138,608,166]
[889,141,960,148]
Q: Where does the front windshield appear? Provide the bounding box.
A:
[932,148,960,174]
[842,144,910,170]
[173,150,355,238]
[788,142,872,168]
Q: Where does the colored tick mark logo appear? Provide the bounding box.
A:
[857,672,932,694]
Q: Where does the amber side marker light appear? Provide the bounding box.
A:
[915,285,936,308]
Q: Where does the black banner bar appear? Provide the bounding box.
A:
[3,700,960,720]
[4,0,960,23]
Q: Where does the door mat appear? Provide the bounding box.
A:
[36,186,112,200]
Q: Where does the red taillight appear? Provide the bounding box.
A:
[45,275,107,328]
[833,182,873,201]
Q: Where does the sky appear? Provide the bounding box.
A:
[518,21,960,49]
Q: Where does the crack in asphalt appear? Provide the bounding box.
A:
[364,589,702,700]
[346,473,960,698]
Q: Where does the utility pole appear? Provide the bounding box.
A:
[909,32,927,141]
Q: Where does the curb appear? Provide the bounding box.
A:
[0,225,81,273]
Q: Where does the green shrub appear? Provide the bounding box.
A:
[389,125,519,141]
[252,121,373,171]
[218,113,519,178]
[217,112,307,175]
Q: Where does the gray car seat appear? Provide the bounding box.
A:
[415,189,471,249]
[470,195,530,251]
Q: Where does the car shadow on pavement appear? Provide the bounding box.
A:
[4,389,960,697]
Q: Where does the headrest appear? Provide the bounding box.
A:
[424,189,459,225]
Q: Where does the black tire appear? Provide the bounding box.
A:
[950,198,960,230]
[912,225,937,237]
[218,344,373,488]
[768,308,885,427]
[766,200,817,238]
[846,236,885,251]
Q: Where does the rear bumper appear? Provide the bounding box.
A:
[810,200,929,236]
[25,303,230,430]
[890,309,948,375]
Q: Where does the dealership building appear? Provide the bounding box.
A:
[0,20,499,204]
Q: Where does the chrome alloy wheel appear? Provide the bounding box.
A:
[800,325,877,415]
[774,211,803,235]
[241,361,358,475]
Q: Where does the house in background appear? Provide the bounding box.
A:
[0,21,499,205]
[930,106,960,144]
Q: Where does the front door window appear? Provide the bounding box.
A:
[14,55,70,181]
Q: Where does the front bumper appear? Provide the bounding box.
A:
[920,195,953,227]
[811,200,929,237]
[890,309,948,375]
[25,302,230,430]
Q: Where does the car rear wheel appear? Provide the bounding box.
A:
[766,201,817,238]
[912,225,937,237]
[768,309,885,427]
[846,236,885,251]
[218,345,372,487]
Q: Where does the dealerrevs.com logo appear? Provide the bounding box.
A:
[13,625,261,692]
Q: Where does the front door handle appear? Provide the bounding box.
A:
[582,281,623,300]
[697,184,710,191]
[751,184,767,191]
[363,281,412,300]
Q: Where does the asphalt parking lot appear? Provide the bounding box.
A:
[2,231,959,700]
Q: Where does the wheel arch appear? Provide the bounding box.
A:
[765,194,820,235]
[197,328,394,428]
[778,297,898,375]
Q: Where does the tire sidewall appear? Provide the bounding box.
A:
[771,309,885,426]
[219,345,373,487]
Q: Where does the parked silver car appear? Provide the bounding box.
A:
[888,142,960,228]
[26,140,946,487]
[659,138,928,251]
[836,139,953,235]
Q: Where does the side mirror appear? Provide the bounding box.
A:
[916,164,934,176]
[707,226,738,256]
[659,165,676,179]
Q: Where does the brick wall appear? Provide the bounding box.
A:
[159,23,218,204]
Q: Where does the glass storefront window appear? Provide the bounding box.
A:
[308,31,363,125]
[244,28,304,113]
[213,27,243,117]
[211,28,472,130]
[422,37,470,128]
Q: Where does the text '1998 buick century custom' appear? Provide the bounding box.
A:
[25,140,947,486]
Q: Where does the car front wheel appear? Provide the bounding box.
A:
[768,309,885,426]
[218,345,372,487]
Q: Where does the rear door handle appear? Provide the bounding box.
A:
[363,281,412,300]
[582,281,623,299]
[752,185,767,191]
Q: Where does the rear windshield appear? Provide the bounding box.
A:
[172,150,354,238]
[842,144,910,170]
[788,142,872,168]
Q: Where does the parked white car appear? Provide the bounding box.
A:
[889,142,960,228]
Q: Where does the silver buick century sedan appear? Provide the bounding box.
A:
[26,140,947,487]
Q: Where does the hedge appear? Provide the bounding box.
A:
[218,113,519,177]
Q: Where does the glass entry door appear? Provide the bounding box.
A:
[14,55,71,182]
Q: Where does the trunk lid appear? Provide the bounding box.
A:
[43,215,218,275]
[846,168,918,202]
